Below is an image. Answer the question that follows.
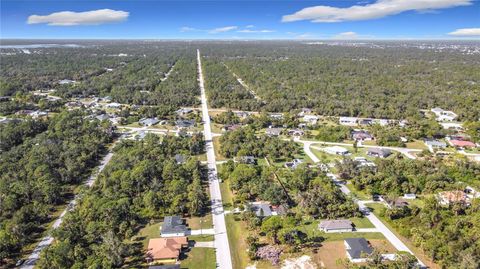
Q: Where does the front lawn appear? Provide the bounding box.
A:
[181,248,216,269]
[225,214,250,269]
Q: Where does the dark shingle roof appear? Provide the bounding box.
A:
[161,216,188,234]
[345,238,373,259]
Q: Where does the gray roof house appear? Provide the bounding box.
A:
[367,148,392,158]
[344,238,373,262]
[265,127,283,136]
[175,119,195,128]
[250,202,273,217]
[319,220,354,233]
[139,118,160,126]
[234,156,256,164]
[161,216,188,237]
[424,139,447,150]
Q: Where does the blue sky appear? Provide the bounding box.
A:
[1,0,479,39]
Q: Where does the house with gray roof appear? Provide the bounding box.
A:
[265,127,283,136]
[249,202,273,217]
[175,154,187,164]
[344,238,373,262]
[319,219,353,233]
[160,216,188,237]
[367,148,392,158]
[175,119,195,128]
[139,118,160,126]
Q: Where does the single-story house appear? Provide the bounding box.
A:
[352,130,373,141]
[387,198,409,208]
[146,237,188,263]
[288,129,305,136]
[140,118,160,126]
[271,204,288,216]
[176,108,193,116]
[285,159,303,169]
[265,127,283,136]
[339,117,358,126]
[319,219,353,233]
[431,107,458,122]
[222,124,242,132]
[250,202,273,217]
[161,216,188,237]
[374,119,392,126]
[367,148,392,158]
[438,191,469,206]
[449,140,476,148]
[324,146,350,156]
[175,120,195,128]
[344,238,373,263]
[424,139,447,150]
[234,156,256,164]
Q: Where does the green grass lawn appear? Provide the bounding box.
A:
[134,222,161,248]
[220,180,234,209]
[188,235,214,242]
[310,148,339,163]
[180,248,216,269]
[350,217,375,228]
[345,183,371,200]
[186,215,213,230]
[405,140,428,150]
[225,214,250,269]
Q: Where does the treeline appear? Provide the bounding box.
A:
[337,156,480,196]
[0,111,113,265]
[36,134,208,268]
[202,42,480,120]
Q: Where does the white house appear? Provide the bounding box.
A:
[324,146,350,156]
[431,107,458,122]
[319,220,353,233]
[302,115,319,125]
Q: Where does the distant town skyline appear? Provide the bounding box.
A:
[1,0,479,40]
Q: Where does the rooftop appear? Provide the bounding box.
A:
[161,216,188,235]
[345,238,373,259]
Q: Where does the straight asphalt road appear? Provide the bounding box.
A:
[197,49,233,269]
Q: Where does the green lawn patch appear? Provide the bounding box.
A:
[181,248,216,269]
[188,235,214,242]
[186,215,213,230]
[220,180,234,210]
[225,214,250,269]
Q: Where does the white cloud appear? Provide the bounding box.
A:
[333,31,360,39]
[448,28,480,36]
[237,29,275,33]
[246,25,255,28]
[282,0,472,23]
[180,26,198,32]
[208,26,238,34]
[27,9,129,26]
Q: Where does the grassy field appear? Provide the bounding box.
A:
[225,214,250,269]
[345,183,371,200]
[135,222,161,248]
[186,215,213,230]
[188,235,214,242]
[350,217,375,228]
[406,140,428,150]
[310,148,339,163]
[220,180,234,209]
[180,248,216,269]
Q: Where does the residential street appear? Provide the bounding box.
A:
[297,138,426,267]
[197,49,233,269]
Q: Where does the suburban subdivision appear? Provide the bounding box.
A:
[1,40,479,269]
